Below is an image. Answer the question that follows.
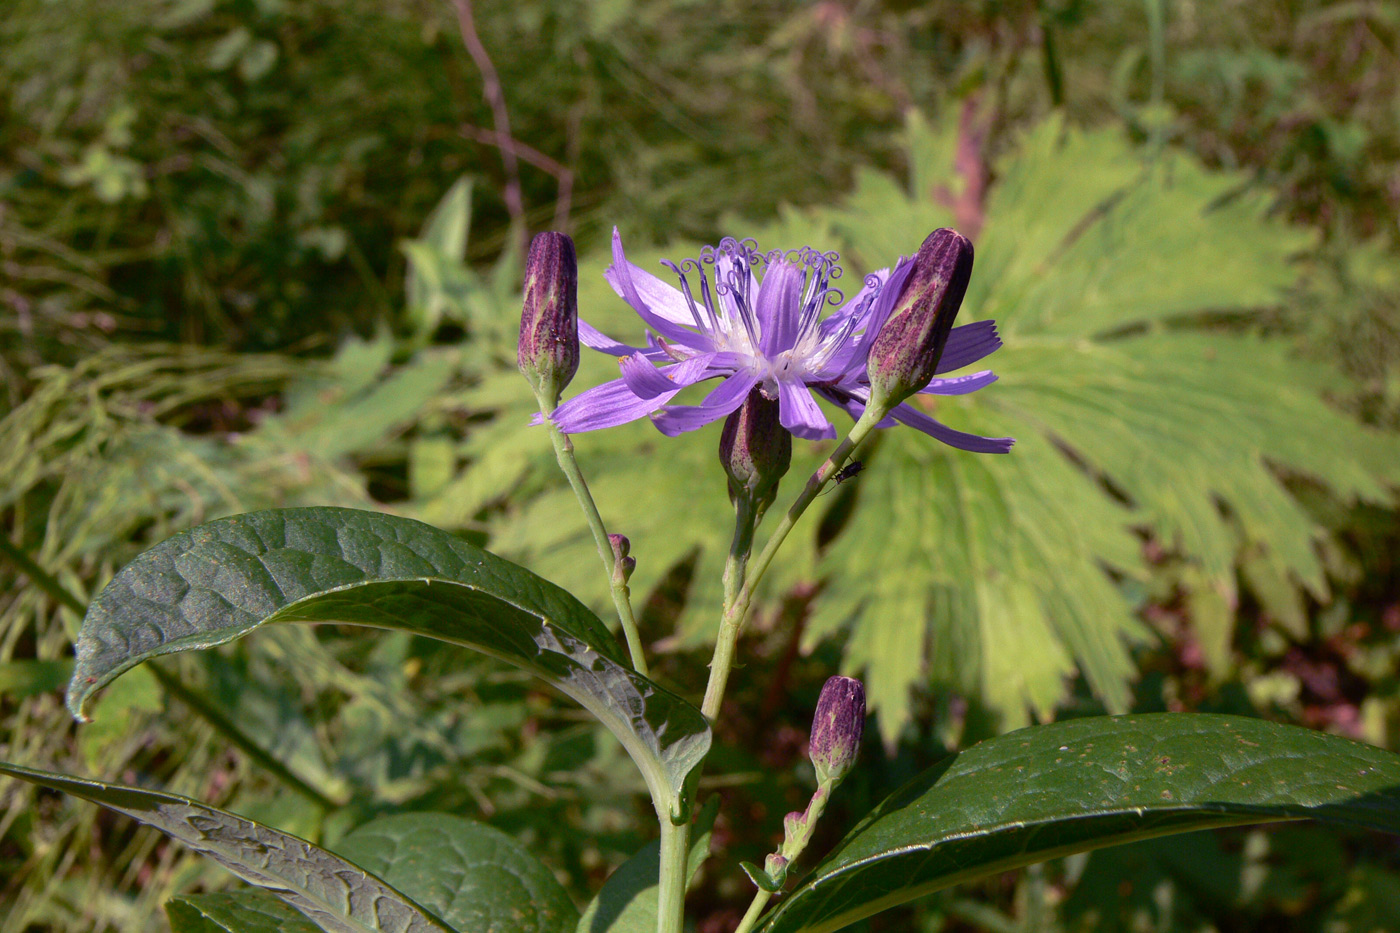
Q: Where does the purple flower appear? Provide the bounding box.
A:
[541,229,1013,452]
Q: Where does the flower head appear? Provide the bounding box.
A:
[541,228,1012,453]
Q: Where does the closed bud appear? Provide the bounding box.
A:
[866,228,974,413]
[719,388,791,507]
[763,853,789,886]
[608,533,635,585]
[518,231,580,403]
[809,675,866,787]
[782,810,807,844]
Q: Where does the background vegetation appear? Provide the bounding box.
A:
[3,0,1400,930]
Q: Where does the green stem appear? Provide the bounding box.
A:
[0,534,344,810]
[655,816,691,933]
[734,889,773,933]
[701,496,759,720]
[537,397,649,678]
[701,408,880,721]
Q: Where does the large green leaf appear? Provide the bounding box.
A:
[66,507,710,815]
[167,890,323,933]
[757,714,1400,933]
[0,763,454,933]
[335,813,579,933]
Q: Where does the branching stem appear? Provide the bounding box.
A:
[701,408,879,722]
[537,398,649,677]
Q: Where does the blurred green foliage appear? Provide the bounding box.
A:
[4,0,1400,931]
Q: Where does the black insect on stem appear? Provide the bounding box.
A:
[820,461,864,496]
[833,461,864,484]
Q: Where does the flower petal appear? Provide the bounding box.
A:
[918,370,998,395]
[649,372,760,436]
[778,380,836,440]
[579,318,666,359]
[888,402,1014,453]
[607,229,714,349]
[936,321,1001,373]
[756,260,803,355]
[620,351,734,400]
[546,377,680,433]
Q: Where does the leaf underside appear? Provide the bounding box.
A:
[0,763,453,933]
[66,507,709,814]
[758,713,1400,933]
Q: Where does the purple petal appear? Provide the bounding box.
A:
[548,377,681,433]
[936,321,1001,373]
[619,352,733,399]
[888,402,1014,453]
[649,372,760,436]
[778,380,836,440]
[756,260,803,355]
[918,370,998,395]
[601,249,700,328]
[579,318,666,359]
[608,229,713,349]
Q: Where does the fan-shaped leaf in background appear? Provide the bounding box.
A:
[0,763,453,933]
[65,507,710,815]
[757,714,1400,933]
[810,112,1400,737]
[335,813,579,933]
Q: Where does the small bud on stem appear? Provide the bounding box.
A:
[608,533,636,585]
[866,228,974,414]
[809,675,866,787]
[518,231,580,405]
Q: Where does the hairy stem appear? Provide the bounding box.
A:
[538,401,648,677]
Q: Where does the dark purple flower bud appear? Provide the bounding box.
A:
[719,388,791,507]
[809,675,866,786]
[866,228,974,413]
[518,231,580,403]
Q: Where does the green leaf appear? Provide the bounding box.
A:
[758,714,1400,933]
[66,507,710,815]
[576,797,718,933]
[0,762,454,933]
[334,813,579,933]
[167,890,322,933]
[404,176,474,339]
